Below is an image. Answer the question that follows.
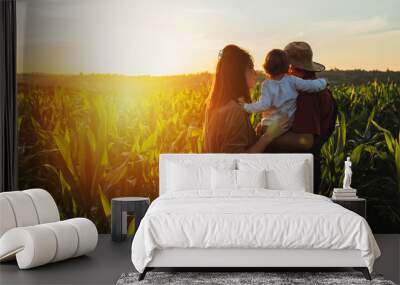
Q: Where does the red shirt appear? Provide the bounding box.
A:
[290,69,336,154]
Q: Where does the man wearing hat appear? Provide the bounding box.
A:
[266,41,337,194]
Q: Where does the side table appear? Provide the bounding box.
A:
[331,197,366,219]
[111,197,150,242]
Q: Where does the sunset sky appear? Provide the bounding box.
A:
[17,0,400,75]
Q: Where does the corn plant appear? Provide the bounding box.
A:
[17,75,400,233]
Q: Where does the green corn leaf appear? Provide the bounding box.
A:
[104,161,128,191]
[127,218,136,235]
[98,186,111,217]
[142,132,157,152]
[351,144,365,165]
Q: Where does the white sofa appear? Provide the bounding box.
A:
[0,188,98,269]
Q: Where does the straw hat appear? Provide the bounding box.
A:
[284,42,325,72]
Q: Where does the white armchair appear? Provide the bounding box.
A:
[0,188,98,269]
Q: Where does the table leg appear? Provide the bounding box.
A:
[121,210,127,240]
[111,201,122,241]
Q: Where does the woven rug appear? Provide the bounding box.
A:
[116,271,396,285]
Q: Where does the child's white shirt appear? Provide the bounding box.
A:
[243,74,327,119]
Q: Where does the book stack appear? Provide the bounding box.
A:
[332,188,358,200]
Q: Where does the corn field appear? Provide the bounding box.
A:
[17,75,400,233]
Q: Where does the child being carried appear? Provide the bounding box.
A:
[240,49,328,128]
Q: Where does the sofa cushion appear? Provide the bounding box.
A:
[0,189,60,238]
[0,191,39,228]
[0,196,17,237]
[0,218,98,269]
[24,189,60,224]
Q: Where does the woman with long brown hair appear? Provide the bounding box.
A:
[203,44,289,153]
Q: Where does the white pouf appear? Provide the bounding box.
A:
[0,189,98,269]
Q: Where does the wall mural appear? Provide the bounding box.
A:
[16,0,400,233]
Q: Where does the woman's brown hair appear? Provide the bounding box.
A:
[205,44,254,118]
